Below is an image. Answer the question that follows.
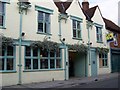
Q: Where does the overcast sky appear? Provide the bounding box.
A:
[79,0,120,25]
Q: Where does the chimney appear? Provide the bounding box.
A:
[82,0,89,11]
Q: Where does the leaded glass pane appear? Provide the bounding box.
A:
[25,59,31,69]
[7,46,13,56]
[25,46,31,56]
[56,59,61,68]
[50,59,55,69]
[40,59,48,69]
[38,11,43,21]
[33,59,38,69]
[6,58,13,70]
[38,22,43,32]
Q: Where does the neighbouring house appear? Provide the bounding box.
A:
[0,0,119,86]
[81,0,120,74]
[102,1,120,73]
[81,0,111,76]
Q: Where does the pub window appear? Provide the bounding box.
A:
[0,46,15,71]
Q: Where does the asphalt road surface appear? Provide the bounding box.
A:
[71,77,119,88]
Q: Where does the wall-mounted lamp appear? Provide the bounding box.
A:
[62,38,65,41]
[21,32,25,36]
[60,38,65,44]
[87,42,92,45]
[90,42,92,45]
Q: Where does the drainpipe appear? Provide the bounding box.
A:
[87,21,91,66]
[58,13,66,80]
[18,12,23,85]
[58,13,69,80]
[64,45,67,80]
[58,14,62,41]
[17,0,31,85]
[86,20,93,77]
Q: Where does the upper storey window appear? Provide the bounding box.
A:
[96,27,103,42]
[38,11,50,34]
[35,5,53,35]
[70,15,83,40]
[0,2,5,28]
[95,23,103,43]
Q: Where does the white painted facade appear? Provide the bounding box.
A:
[0,0,111,86]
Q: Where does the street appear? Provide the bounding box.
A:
[2,73,119,89]
[53,76,119,89]
[71,77,118,88]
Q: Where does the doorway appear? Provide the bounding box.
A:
[69,51,87,78]
[69,52,76,77]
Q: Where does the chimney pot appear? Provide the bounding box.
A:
[82,0,89,11]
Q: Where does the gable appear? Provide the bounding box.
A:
[66,0,85,18]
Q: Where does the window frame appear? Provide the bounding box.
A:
[99,53,108,68]
[0,46,16,72]
[70,15,83,40]
[94,23,103,43]
[35,5,53,35]
[96,26,103,43]
[24,46,62,71]
[72,20,82,39]
[0,1,6,29]
[37,11,51,34]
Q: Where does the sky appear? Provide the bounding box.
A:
[79,0,120,25]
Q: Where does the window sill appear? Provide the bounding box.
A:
[0,26,6,29]
[99,66,109,68]
[0,70,17,73]
[37,32,52,36]
[23,68,64,72]
[72,37,82,40]
[97,41,103,43]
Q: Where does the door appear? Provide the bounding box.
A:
[91,49,97,77]
[111,53,120,72]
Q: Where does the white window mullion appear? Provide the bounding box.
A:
[76,21,77,38]
[31,48,33,70]
[43,13,45,33]
[55,52,56,69]
[47,51,50,69]
[38,48,40,70]
[49,15,51,34]
[4,47,7,71]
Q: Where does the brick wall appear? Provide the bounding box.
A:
[110,34,120,48]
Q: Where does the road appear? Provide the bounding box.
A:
[70,77,119,88]
[2,73,119,89]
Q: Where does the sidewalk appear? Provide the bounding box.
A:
[3,72,119,88]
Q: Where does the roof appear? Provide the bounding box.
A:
[85,6,97,21]
[81,6,97,21]
[103,18,120,33]
[53,0,73,14]
[82,5,120,33]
